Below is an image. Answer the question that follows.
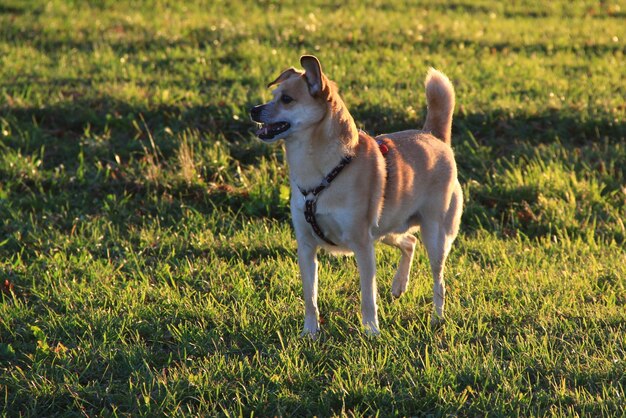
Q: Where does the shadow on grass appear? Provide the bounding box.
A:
[4,92,624,152]
[351,102,626,148]
[2,92,625,247]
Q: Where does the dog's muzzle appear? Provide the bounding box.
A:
[249,105,291,141]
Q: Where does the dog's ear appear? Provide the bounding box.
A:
[267,67,299,88]
[300,55,326,97]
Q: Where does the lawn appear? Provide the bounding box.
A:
[1,0,625,416]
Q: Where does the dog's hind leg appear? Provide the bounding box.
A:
[422,183,462,326]
[420,220,448,326]
[382,233,417,298]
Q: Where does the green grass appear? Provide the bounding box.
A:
[1,0,625,415]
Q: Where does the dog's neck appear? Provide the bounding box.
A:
[284,101,358,190]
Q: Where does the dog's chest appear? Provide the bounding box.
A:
[290,186,351,245]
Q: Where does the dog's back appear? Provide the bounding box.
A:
[373,69,458,237]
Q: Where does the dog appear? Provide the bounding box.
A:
[250,55,462,336]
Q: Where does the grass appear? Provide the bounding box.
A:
[1,0,625,415]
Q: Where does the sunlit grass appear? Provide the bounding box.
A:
[0,0,625,416]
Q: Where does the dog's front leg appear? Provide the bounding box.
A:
[354,243,380,335]
[297,242,320,337]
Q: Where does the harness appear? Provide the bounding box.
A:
[298,155,353,246]
[297,134,389,246]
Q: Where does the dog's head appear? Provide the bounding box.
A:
[250,55,333,143]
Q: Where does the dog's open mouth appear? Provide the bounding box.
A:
[256,122,290,140]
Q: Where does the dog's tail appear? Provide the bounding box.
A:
[423,68,455,145]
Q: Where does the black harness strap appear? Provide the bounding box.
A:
[298,155,353,246]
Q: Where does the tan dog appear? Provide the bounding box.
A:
[250,55,462,336]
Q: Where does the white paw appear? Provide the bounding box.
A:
[363,320,380,336]
[391,275,408,298]
[430,312,446,328]
[300,328,320,339]
[301,317,320,339]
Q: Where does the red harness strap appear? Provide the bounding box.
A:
[377,139,389,155]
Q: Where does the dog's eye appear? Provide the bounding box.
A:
[280,94,294,104]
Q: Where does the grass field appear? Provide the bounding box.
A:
[1,0,625,415]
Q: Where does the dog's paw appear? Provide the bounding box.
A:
[301,317,320,339]
[430,313,446,328]
[300,327,320,340]
[362,320,381,337]
[391,276,409,298]
[364,327,381,337]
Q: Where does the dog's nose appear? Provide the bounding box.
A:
[250,104,263,122]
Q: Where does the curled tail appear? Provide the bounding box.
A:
[423,68,455,145]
